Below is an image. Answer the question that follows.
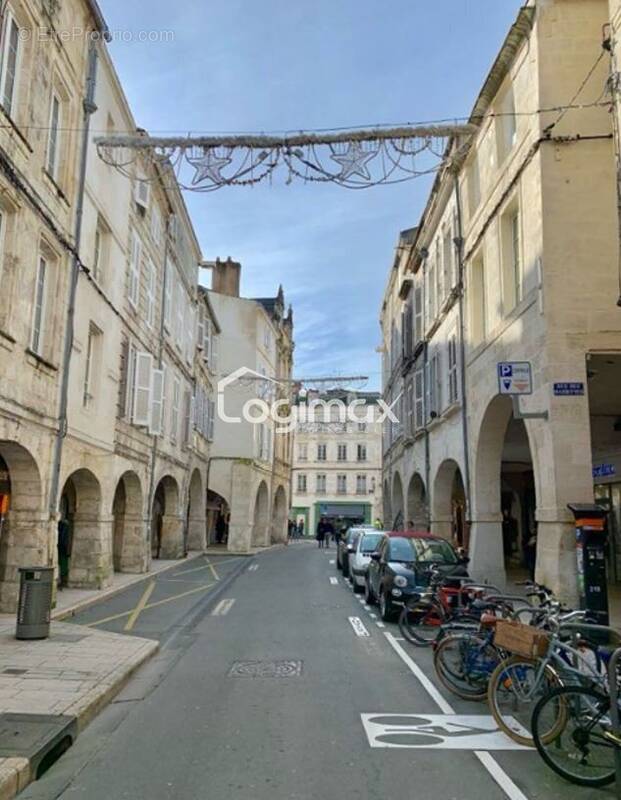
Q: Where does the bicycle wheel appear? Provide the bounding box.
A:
[434,633,500,701]
[532,685,618,788]
[487,656,563,747]
[399,600,446,646]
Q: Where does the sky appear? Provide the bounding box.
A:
[99,0,523,390]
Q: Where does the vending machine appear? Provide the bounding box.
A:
[567,503,610,627]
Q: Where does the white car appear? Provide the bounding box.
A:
[348,530,386,592]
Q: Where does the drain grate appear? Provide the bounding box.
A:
[229,660,303,678]
[0,713,77,776]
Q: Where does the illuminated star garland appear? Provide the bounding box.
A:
[95,123,476,191]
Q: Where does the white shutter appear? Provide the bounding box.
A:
[163,259,172,331]
[183,390,193,444]
[150,369,164,435]
[197,307,205,353]
[195,388,204,435]
[204,318,211,362]
[146,259,156,327]
[208,399,215,440]
[185,307,195,364]
[135,180,150,211]
[128,232,141,308]
[171,375,180,443]
[210,334,218,374]
[175,281,184,349]
[132,352,153,426]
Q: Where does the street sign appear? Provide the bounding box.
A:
[497,362,533,395]
[593,464,616,479]
[554,382,584,397]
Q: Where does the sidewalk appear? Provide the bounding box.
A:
[0,619,158,800]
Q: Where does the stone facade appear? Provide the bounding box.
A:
[381,0,621,603]
[207,261,294,553]
[290,392,383,536]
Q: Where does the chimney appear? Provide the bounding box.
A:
[211,257,241,297]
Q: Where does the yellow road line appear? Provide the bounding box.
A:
[87,582,218,628]
[205,558,219,582]
[172,556,241,577]
[124,580,156,631]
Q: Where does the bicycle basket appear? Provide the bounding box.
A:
[494,620,550,658]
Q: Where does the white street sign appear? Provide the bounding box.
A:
[498,362,533,395]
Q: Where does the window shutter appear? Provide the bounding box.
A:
[171,375,180,442]
[175,281,184,349]
[183,390,193,444]
[164,260,172,331]
[128,232,141,307]
[204,318,211,362]
[185,307,195,364]
[117,338,129,419]
[150,369,164,435]
[132,352,153,426]
[197,308,205,354]
[210,334,218,373]
[208,399,215,440]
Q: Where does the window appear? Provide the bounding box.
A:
[151,206,163,246]
[501,206,523,313]
[357,422,367,432]
[469,253,487,346]
[132,352,153,427]
[414,285,424,345]
[427,352,442,418]
[435,240,443,309]
[414,368,424,430]
[297,474,307,494]
[356,475,367,495]
[448,335,459,405]
[171,374,180,444]
[31,255,48,355]
[317,444,327,462]
[497,84,517,162]
[150,368,165,436]
[337,475,347,495]
[337,444,347,462]
[443,225,453,298]
[467,155,481,217]
[0,11,20,118]
[47,93,62,181]
[163,259,173,331]
[146,259,156,327]
[402,299,413,359]
[427,259,436,325]
[92,217,108,284]
[128,231,141,308]
[357,444,367,462]
[298,443,308,461]
[83,324,102,408]
[316,474,327,495]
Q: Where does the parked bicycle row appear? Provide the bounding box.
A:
[335,525,621,790]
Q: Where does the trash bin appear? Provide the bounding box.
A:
[16,567,54,640]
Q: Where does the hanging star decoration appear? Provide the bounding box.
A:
[189,149,232,185]
[330,141,377,181]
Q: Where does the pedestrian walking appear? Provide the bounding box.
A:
[316,517,327,548]
[297,519,305,538]
[325,519,335,549]
[288,520,295,541]
[215,514,226,545]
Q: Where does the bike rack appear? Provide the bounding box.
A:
[610,646,621,788]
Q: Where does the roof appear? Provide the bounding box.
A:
[197,286,221,333]
[86,0,111,40]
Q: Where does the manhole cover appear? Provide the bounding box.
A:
[228,660,303,678]
[0,713,77,775]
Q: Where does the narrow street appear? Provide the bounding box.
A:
[20,544,614,800]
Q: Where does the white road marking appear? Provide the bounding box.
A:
[211,598,236,616]
[363,604,371,611]
[361,714,529,750]
[329,577,339,585]
[369,613,378,620]
[383,632,530,800]
[376,622,385,628]
[329,560,335,565]
[248,564,259,572]
[348,617,370,637]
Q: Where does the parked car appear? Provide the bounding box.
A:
[365,532,467,621]
[348,531,386,593]
[337,526,374,577]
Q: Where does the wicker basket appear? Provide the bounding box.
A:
[494,620,550,658]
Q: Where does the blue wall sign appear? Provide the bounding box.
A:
[593,464,616,479]
[554,382,584,397]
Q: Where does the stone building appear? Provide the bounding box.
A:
[0,0,220,610]
[381,0,621,602]
[291,391,383,536]
[207,259,294,553]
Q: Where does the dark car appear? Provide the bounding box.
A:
[337,526,374,577]
[365,531,466,621]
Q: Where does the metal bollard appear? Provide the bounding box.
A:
[610,647,621,788]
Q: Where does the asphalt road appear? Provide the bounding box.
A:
[23,543,616,800]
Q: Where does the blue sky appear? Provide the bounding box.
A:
[100,0,522,389]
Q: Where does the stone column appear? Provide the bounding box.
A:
[187,512,207,552]
[69,515,113,589]
[0,511,49,613]
[430,514,453,541]
[159,514,185,559]
[119,513,148,573]
[468,513,507,589]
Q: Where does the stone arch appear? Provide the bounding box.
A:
[383,479,392,529]
[60,468,111,589]
[252,481,269,547]
[0,441,46,612]
[271,485,288,544]
[391,472,405,530]
[151,475,183,560]
[186,469,206,552]
[406,473,427,530]
[470,394,540,586]
[432,460,466,544]
[111,471,145,574]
